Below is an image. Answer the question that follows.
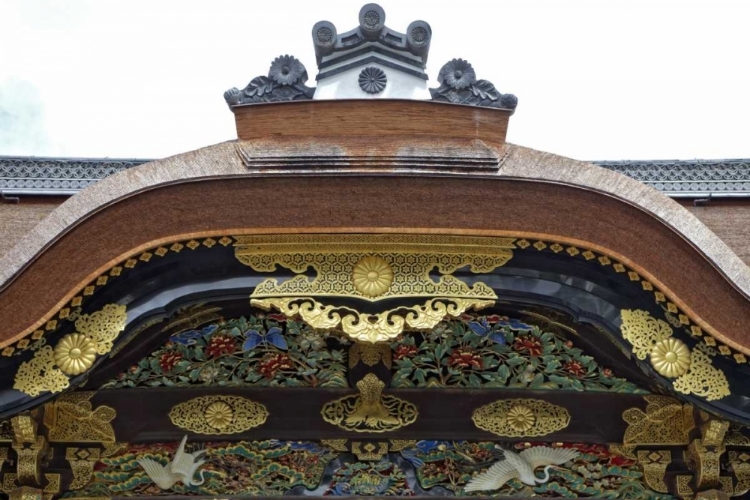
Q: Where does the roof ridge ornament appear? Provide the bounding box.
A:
[430,58,519,112]
[223,55,315,107]
[311,3,432,100]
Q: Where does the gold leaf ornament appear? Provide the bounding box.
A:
[620,310,729,401]
[169,396,268,435]
[14,304,127,396]
[252,296,493,343]
[53,334,97,375]
[352,256,393,297]
[472,399,570,438]
[650,337,691,378]
[506,405,536,433]
[204,402,233,430]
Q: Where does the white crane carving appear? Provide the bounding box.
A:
[465,445,580,492]
[138,435,207,490]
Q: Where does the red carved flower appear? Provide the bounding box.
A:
[258,353,294,379]
[513,335,543,357]
[603,368,613,377]
[564,360,586,377]
[448,347,482,369]
[564,340,574,349]
[485,315,509,323]
[159,351,182,372]
[206,334,236,358]
[394,345,418,361]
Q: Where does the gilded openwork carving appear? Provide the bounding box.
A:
[43,392,116,444]
[169,396,268,435]
[620,309,729,401]
[14,304,127,396]
[234,234,514,302]
[622,395,694,446]
[321,374,417,432]
[637,450,671,493]
[253,296,493,343]
[471,399,570,438]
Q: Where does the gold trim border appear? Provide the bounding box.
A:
[3,228,747,362]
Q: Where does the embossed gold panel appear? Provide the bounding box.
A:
[169,395,268,435]
[235,234,515,302]
[472,399,570,438]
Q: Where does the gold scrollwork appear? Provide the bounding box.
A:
[637,450,671,493]
[729,451,750,497]
[65,448,100,490]
[14,304,127,396]
[623,395,694,446]
[321,373,417,433]
[235,234,514,302]
[320,439,348,452]
[351,442,389,461]
[471,399,570,438]
[13,437,47,486]
[689,439,726,490]
[350,342,392,369]
[169,396,268,435]
[620,310,729,401]
[253,296,493,344]
[43,392,116,444]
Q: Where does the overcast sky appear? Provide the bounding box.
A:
[0,0,748,161]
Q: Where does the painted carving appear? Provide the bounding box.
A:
[390,314,645,392]
[465,446,580,492]
[138,436,206,490]
[102,315,348,389]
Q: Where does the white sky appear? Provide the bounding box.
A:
[0,0,748,161]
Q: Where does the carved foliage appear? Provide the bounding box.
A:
[390,314,645,392]
[102,315,348,389]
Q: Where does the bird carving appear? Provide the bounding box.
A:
[465,446,579,492]
[138,435,207,490]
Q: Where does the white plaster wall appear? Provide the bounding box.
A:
[313,63,430,100]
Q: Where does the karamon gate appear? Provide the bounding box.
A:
[2,4,750,500]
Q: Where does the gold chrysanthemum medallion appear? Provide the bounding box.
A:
[352,256,394,297]
[54,333,98,375]
[506,404,536,433]
[650,337,691,378]
[205,401,234,429]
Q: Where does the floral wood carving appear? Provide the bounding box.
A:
[321,373,417,433]
[223,55,314,106]
[620,309,729,401]
[102,315,349,389]
[472,399,571,438]
[430,58,518,110]
[390,314,645,392]
[169,396,268,435]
